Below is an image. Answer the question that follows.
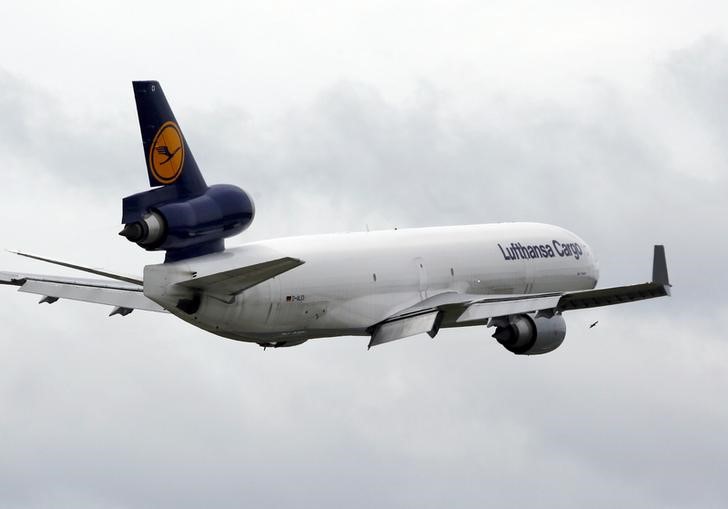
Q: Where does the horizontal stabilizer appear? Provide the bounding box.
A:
[176,257,304,296]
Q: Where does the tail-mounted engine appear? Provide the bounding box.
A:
[120,81,255,262]
[492,313,566,355]
[120,184,254,261]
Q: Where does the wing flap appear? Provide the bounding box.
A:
[457,295,562,323]
[19,280,165,312]
[176,257,304,296]
[369,311,441,348]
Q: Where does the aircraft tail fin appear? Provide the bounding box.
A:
[122,81,254,263]
[132,81,207,196]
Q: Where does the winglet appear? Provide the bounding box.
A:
[652,245,670,287]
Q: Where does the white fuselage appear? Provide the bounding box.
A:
[143,223,599,344]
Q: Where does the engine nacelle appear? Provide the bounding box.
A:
[119,184,254,260]
[492,314,566,355]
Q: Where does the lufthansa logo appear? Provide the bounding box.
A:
[149,121,185,184]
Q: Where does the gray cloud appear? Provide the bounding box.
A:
[1,36,727,509]
[186,53,725,310]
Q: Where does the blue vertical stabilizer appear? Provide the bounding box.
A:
[132,81,207,196]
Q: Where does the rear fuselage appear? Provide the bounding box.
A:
[143,223,599,343]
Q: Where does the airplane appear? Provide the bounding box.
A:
[0,81,671,354]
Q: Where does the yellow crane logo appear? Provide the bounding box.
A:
[149,121,185,184]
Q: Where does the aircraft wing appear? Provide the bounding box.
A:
[0,271,166,315]
[369,245,670,348]
[1,251,304,314]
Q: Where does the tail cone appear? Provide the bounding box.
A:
[119,222,144,242]
[492,326,514,344]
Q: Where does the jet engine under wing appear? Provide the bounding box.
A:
[369,245,670,347]
[0,271,166,313]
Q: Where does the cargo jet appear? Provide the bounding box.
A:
[0,82,671,354]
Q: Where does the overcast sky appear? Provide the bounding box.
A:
[1,1,727,508]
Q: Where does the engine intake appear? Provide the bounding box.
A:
[492,314,566,355]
